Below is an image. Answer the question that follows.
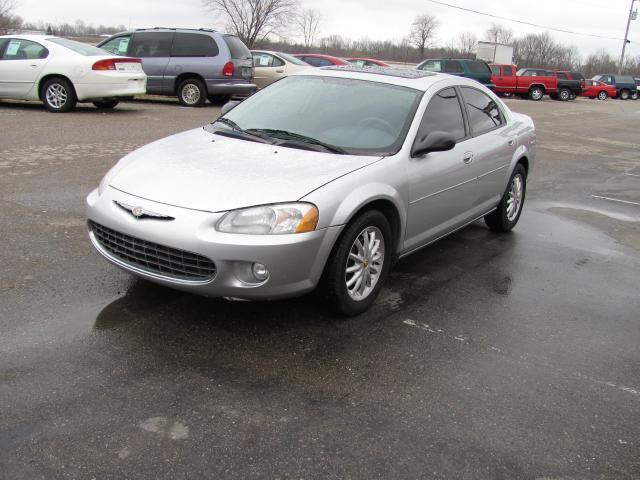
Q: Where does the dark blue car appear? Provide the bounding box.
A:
[592,74,638,100]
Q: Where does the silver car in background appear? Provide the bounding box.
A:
[86,67,535,316]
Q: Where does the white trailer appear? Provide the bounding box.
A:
[476,42,514,64]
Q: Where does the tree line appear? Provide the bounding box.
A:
[2,0,639,77]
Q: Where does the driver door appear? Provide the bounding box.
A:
[405,87,476,251]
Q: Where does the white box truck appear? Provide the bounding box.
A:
[476,42,514,64]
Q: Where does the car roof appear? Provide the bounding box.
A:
[290,66,485,91]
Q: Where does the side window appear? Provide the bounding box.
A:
[350,59,365,67]
[130,32,173,58]
[1,39,48,60]
[490,65,500,75]
[461,87,504,135]
[503,66,513,76]
[415,87,466,144]
[253,53,283,67]
[421,60,442,72]
[307,57,331,67]
[171,33,219,57]
[444,60,464,74]
[0,38,8,56]
[556,72,567,79]
[100,35,131,56]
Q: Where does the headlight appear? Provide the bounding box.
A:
[216,203,319,234]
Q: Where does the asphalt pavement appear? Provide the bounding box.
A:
[1,96,639,479]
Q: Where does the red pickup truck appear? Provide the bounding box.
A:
[490,64,558,101]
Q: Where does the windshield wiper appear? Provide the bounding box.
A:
[210,118,273,143]
[246,128,347,154]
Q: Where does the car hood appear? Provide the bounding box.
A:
[109,127,382,212]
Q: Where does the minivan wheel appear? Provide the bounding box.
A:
[484,164,527,232]
[619,89,630,100]
[558,88,571,101]
[529,86,544,101]
[597,91,608,100]
[42,78,77,113]
[177,78,207,107]
[93,99,119,109]
[321,210,392,316]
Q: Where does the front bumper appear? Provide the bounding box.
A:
[86,188,342,300]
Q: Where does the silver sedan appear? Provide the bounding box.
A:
[86,67,535,315]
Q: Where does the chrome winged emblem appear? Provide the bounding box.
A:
[114,201,174,221]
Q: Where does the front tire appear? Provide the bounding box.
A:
[632,91,638,100]
[597,91,608,100]
[177,78,207,107]
[41,78,77,113]
[484,164,527,232]
[529,86,544,101]
[93,99,119,109]
[558,87,571,101]
[321,210,392,316]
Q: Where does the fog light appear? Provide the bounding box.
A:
[252,262,269,281]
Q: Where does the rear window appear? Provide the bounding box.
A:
[503,66,513,76]
[223,35,250,59]
[278,52,308,66]
[48,38,106,56]
[467,61,491,74]
[172,33,219,57]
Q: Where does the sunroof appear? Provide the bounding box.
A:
[322,65,436,79]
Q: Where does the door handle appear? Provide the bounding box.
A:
[462,152,474,164]
[30,64,38,68]
[275,69,284,73]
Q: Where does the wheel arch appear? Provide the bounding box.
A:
[174,73,207,95]
[38,74,76,100]
[528,83,546,93]
[344,198,403,255]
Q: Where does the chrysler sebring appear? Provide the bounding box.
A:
[86,67,535,315]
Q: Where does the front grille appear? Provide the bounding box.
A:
[89,221,216,281]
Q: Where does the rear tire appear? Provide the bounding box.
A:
[558,87,571,101]
[93,99,119,109]
[632,91,639,100]
[177,78,207,107]
[528,86,544,101]
[320,210,392,316]
[619,89,630,100]
[484,164,527,232]
[41,77,77,113]
[597,91,608,100]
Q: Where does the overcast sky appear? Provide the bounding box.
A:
[14,0,640,59]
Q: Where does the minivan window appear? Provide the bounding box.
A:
[99,35,131,55]
[467,61,491,74]
[130,32,173,58]
[461,87,504,135]
[171,33,219,57]
[417,87,466,142]
[223,35,251,59]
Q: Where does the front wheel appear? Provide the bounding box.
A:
[484,164,527,232]
[177,78,207,107]
[93,99,119,109]
[632,91,639,100]
[558,87,571,101]
[321,210,392,316]
[529,86,544,101]
[597,91,608,100]
[41,78,77,113]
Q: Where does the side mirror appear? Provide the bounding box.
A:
[220,100,240,117]
[411,131,456,157]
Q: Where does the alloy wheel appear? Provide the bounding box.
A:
[46,84,67,109]
[182,84,201,105]
[598,91,607,100]
[345,226,385,301]
[506,174,524,221]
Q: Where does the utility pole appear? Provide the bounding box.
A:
[619,0,637,74]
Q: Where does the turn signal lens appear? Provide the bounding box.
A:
[295,206,319,233]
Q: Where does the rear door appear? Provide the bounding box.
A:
[444,60,464,77]
[166,32,221,91]
[0,38,50,99]
[129,31,174,93]
[222,35,253,81]
[252,52,285,89]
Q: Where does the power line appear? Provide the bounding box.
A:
[425,0,627,41]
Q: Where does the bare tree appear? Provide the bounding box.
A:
[295,8,321,49]
[456,32,477,56]
[0,0,21,34]
[410,14,438,59]
[485,22,513,44]
[202,0,299,48]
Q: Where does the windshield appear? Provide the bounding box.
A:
[47,38,109,56]
[210,75,422,155]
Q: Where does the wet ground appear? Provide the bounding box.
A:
[1,96,639,479]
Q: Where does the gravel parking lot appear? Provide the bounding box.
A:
[1,96,639,479]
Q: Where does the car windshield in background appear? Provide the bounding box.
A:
[223,35,251,59]
[277,52,308,66]
[208,75,422,156]
[47,38,109,56]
